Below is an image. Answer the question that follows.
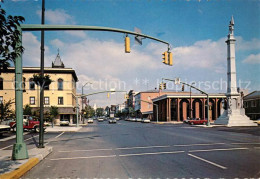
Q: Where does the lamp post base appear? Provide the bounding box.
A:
[12,143,29,160]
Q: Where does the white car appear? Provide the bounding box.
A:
[87,118,94,123]
[98,118,104,122]
[130,118,136,122]
[136,118,142,122]
[142,118,151,123]
[60,119,70,126]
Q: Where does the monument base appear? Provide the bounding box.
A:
[215,110,257,127]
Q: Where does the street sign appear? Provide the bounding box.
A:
[134,27,142,45]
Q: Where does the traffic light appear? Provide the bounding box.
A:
[181,84,185,91]
[168,52,173,66]
[163,82,166,89]
[124,94,129,99]
[125,36,130,53]
[107,92,110,98]
[159,83,163,90]
[162,51,168,64]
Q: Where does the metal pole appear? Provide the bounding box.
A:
[12,26,28,160]
[190,86,192,119]
[39,0,45,148]
[76,97,79,128]
[156,105,158,123]
[207,94,210,126]
[81,86,84,124]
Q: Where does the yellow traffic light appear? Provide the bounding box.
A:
[168,52,173,66]
[124,94,129,99]
[163,82,166,89]
[107,92,110,98]
[162,51,168,64]
[125,36,130,53]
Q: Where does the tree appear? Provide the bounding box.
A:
[84,105,95,119]
[49,106,59,127]
[96,107,104,117]
[0,99,15,121]
[0,1,25,73]
[23,104,32,116]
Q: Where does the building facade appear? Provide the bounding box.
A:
[0,53,78,123]
[152,93,226,122]
[244,91,260,120]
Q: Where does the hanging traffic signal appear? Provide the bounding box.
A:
[168,52,173,66]
[181,85,185,91]
[162,51,168,64]
[107,92,110,98]
[125,36,130,53]
[124,94,129,99]
[163,82,166,89]
[159,83,163,90]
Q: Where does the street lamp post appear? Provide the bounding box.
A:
[81,82,92,124]
[190,82,195,119]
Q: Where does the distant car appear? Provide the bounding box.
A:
[136,118,142,122]
[183,117,192,124]
[115,117,120,120]
[60,119,70,126]
[108,118,117,124]
[254,119,260,125]
[98,118,104,122]
[188,118,207,125]
[130,118,136,122]
[87,118,94,123]
[141,118,151,123]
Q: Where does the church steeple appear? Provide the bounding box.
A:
[52,49,65,68]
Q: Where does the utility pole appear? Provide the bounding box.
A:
[39,0,45,148]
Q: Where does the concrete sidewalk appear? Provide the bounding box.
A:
[45,124,86,132]
[0,146,52,179]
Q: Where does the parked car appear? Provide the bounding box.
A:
[141,118,151,123]
[60,119,70,126]
[87,118,94,123]
[108,118,117,124]
[115,117,120,120]
[136,118,142,122]
[9,116,44,132]
[130,118,136,122]
[98,118,104,122]
[187,118,208,125]
[0,125,10,136]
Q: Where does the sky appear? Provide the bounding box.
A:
[2,0,260,107]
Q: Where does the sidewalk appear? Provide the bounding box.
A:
[0,146,52,179]
[45,123,87,132]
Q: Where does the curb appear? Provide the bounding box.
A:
[0,158,39,179]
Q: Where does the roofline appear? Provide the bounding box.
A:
[152,94,226,102]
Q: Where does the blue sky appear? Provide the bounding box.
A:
[3,0,260,107]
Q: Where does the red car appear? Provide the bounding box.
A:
[187,118,208,125]
[10,116,44,133]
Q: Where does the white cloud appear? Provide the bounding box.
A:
[65,31,87,38]
[50,39,64,49]
[36,9,74,24]
[242,53,260,64]
[236,37,260,51]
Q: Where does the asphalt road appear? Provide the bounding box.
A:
[10,120,260,178]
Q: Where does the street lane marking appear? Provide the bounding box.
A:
[0,134,39,150]
[116,145,170,150]
[174,143,225,147]
[189,147,249,153]
[119,151,185,157]
[54,132,65,139]
[231,142,260,145]
[188,153,227,170]
[59,148,113,152]
[50,155,116,161]
[0,132,29,142]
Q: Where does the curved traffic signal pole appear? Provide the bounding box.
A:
[21,24,170,46]
[162,78,210,126]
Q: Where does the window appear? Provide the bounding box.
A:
[44,84,49,90]
[30,97,35,105]
[29,78,35,90]
[23,77,26,92]
[148,96,151,100]
[244,101,248,108]
[58,97,63,105]
[0,78,3,90]
[0,96,3,104]
[58,78,63,90]
[251,100,256,107]
[44,97,49,105]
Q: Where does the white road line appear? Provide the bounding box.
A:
[59,148,113,153]
[116,145,170,150]
[189,147,249,153]
[0,134,39,150]
[50,155,116,161]
[0,132,29,142]
[119,151,185,157]
[231,142,260,145]
[174,143,225,147]
[188,153,227,170]
[54,132,64,138]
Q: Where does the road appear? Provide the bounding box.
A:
[1,120,259,178]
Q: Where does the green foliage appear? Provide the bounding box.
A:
[23,104,32,115]
[84,105,95,118]
[49,106,59,118]
[96,107,104,117]
[32,74,52,87]
[0,99,15,121]
[0,1,25,73]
